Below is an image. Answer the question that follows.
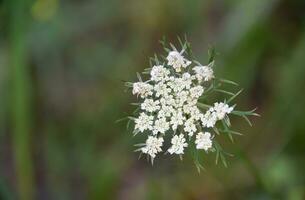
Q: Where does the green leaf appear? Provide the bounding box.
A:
[126,119,131,130]
[208,46,216,63]
[136,72,142,82]
[227,132,234,142]
[216,150,220,165]
[232,108,259,116]
[214,89,235,96]
[228,89,243,103]
[224,115,231,127]
[159,36,171,53]
[197,102,211,109]
[132,107,140,114]
[208,60,215,68]
[193,60,202,66]
[134,143,146,147]
[184,35,193,56]
[213,127,220,135]
[133,129,140,136]
[242,115,253,126]
[214,141,231,167]
[154,53,160,65]
[221,129,243,136]
[124,81,133,88]
[194,160,204,173]
[221,120,234,142]
[128,116,136,120]
[217,78,239,86]
[115,116,129,123]
[169,43,177,51]
[220,153,228,168]
[177,36,187,52]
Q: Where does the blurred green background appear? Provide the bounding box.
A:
[1,0,305,199]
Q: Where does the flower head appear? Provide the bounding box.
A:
[184,118,197,136]
[154,82,171,97]
[166,51,191,72]
[141,136,164,158]
[213,102,234,120]
[190,86,204,99]
[153,117,170,135]
[141,99,160,113]
[132,82,153,98]
[201,108,217,128]
[168,134,188,154]
[193,65,214,82]
[170,109,185,130]
[128,41,255,167]
[150,65,170,82]
[135,113,153,132]
[195,132,213,151]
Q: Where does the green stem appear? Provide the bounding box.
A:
[9,0,35,199]
[235,147,276,198]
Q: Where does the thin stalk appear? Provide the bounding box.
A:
[9,0,35,199]
[235,147,276,198]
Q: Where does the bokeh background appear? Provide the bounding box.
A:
[1,0,305,199]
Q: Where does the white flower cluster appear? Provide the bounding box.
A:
[141,136,163,158]
[132,49,234,161]
[195,132,213,151]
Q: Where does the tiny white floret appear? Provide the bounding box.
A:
[141,136,164,158]
[193,65,214,82]
[166,51,191,72]
[150,65,170,82]
[195,132,213,151]
[132,82,153,98]
[213,102,234,120]
[168,134,188,154]
[135,113,153,132]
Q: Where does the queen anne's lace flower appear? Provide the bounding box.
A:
[141,136,164,158]
[128,41,255,166]
[190,86,204,99]
[135,113,153,132]
[201,108,218,128]
[141,99,160,113]
[153,117,170,135]
[168,134,188,154]
[189,106,202,121]
[175,90,189,107]
[195,132,212,151]
[159,94,174,105]
[166,51,191,72]
[132,82,153,98]
[170,109,185,130]
[181,73,193,89]
[150,65,170,82]
[154,82,171,97]
[132,48,227,160]
[193,65,214,82]
[184,119,197,136]
[167,76,185,93]
[213,102,234,120]
[157,105,174,119]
